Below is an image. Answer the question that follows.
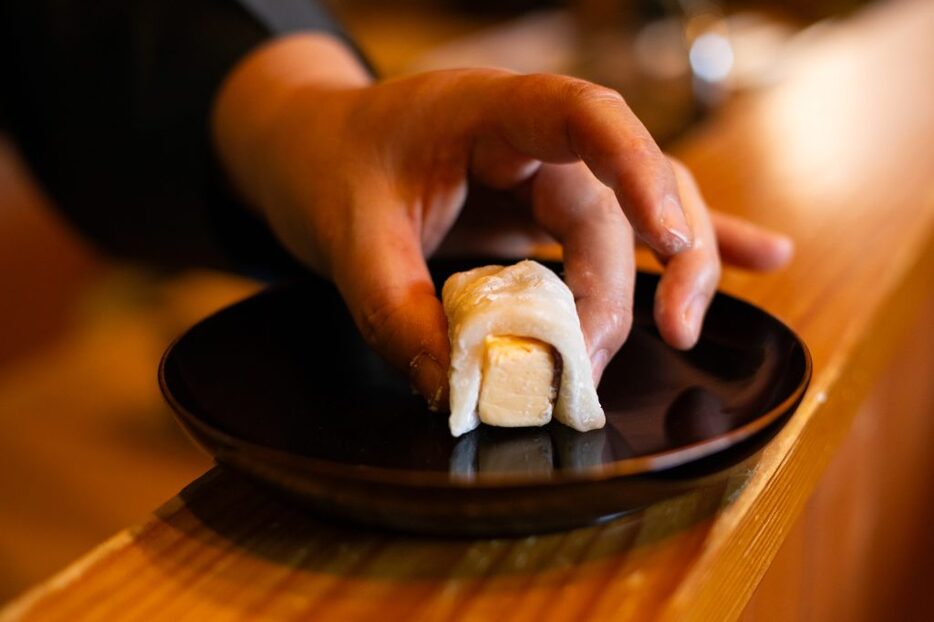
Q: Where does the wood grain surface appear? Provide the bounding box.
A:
[4,1,934,620]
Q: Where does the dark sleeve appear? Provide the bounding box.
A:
[0,0,369,278]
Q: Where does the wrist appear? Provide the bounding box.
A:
[211,32,372,215]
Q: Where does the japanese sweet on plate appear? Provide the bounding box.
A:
[442,260,605,437]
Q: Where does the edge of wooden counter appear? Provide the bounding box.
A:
[661,223,934,622]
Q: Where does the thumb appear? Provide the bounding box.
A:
[331,214,451,409]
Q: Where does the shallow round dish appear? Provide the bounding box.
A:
[160,259,810,536]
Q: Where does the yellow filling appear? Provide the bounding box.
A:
[478,335,558,427]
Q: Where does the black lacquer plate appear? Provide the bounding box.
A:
[160,259,811,536]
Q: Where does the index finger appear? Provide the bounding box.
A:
[474,73,693,257]
[331,194,451,409]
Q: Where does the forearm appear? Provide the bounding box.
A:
[212,33,372,217]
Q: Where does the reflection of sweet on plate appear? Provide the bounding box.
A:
[442,260,605,437]
[478,429,553,475]
[551,426,611,470]
[448,426,611,478]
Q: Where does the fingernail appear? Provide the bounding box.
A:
[410,353,448,411]
[660,195,692,255]
[683,294,708,345]
[591,348,610,383]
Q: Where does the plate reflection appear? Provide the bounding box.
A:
[449,422,634,479]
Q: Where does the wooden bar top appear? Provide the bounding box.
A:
[4,1,934,620]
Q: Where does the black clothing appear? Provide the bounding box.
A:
[0,0,362,276]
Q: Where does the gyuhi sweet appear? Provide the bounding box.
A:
[442,260,605,437]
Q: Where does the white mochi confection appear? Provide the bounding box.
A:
[441,260,606,437]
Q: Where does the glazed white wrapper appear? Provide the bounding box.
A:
[442,260,606,437]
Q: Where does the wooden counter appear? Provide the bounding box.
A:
[3,1,933,620]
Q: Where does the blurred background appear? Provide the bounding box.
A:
[0,0,912,606]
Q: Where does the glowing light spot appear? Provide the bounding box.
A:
[690,32,735,82]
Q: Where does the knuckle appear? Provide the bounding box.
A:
[469,67,518,86]
[625,132,662,163]
[516,74,624,108]
[593,185,623,218]
[585,188,625,228]
[558,178,620,228]
[512,72,560,99]
[565,78,624,105]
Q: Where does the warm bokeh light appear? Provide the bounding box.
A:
[689,32,734,83]
[0,138,259,600]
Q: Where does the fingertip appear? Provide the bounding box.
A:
[712,212,797,272]
[654,289,706,351]
[744,233,795,271]
[655,316,698,351]
[339,258,451,412]
[767,234,795,269]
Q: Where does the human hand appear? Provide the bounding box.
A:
[213,34,792,407]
